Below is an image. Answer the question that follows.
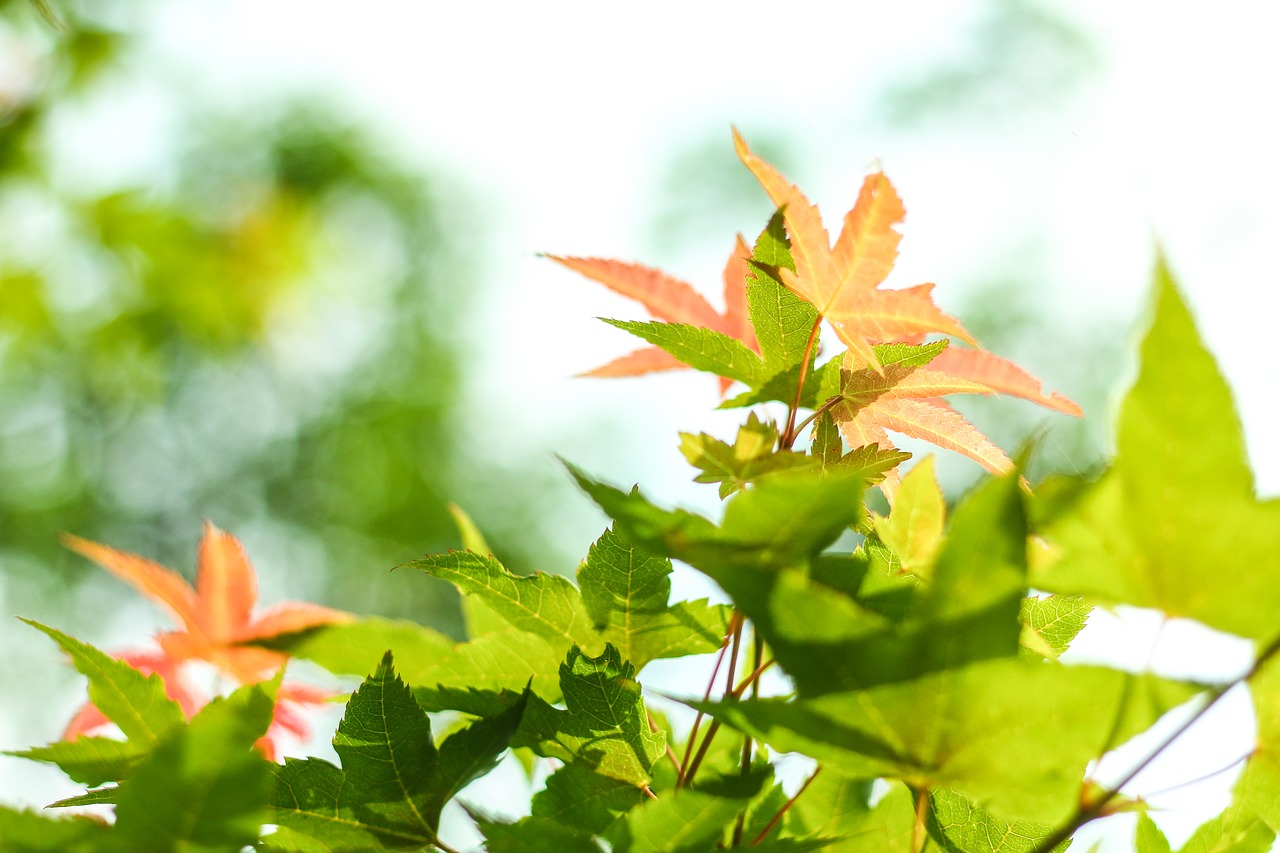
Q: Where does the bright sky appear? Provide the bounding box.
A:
[10,1,1280,847]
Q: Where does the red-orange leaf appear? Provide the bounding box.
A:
[549,236,758,393]
[833,351,1030,476]
[64,523,352,683]
[928,347,1084,417]
[733,129,974,370]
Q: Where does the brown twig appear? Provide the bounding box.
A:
[1030,631,1280,852]
[678,611,743,787]
[750,765,823,845]
[780,317,823,450]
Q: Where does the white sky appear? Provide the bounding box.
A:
[5,1,1280,848]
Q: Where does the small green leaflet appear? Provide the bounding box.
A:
[9,737,148,788]
[738,210,822,408]
[472,759,646,848]
[516,644,665,787]
[680,413,813,497]
[1018,595,1091,661]
[871,455,944,579]
[264,652,528,851]
[568,462,865,575]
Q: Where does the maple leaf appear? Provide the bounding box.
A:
[828,339,1082,479]
[548,235,757,393]
[63,522,352,682]
[733,129,977,372]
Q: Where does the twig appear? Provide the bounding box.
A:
[780,318,823,450]
[1030,631,1280,852]
[912,786,929,853]
[678,611,743,787]
[649,709,683,779]
[750,765,823,845]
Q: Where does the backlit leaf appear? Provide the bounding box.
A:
[1031,258,1280,640]
[516,645,664,787]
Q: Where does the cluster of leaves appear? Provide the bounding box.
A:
[4,130,1280,853]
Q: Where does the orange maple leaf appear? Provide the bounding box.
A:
[548,235,757,393]
[63,522,352,683]
[832,345,1082,478]
[732,129,975,371]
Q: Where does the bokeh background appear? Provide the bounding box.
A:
[1,1,1277,849]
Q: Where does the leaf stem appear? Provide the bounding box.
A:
[912,786,929,853]
[649,709,683,779]
[1030,631,1280,852]
[678,610,743,787]
[732,627,763,847]
[791,395,842,442]
[780,317,823,450]
[750,765,822,845]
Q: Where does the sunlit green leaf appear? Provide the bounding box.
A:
[1032,259,1280,640]
[516,645,664,787]
[21,620,185,747]
[577,528,730,668]
[601,319,766,387]
[694,660,1204,824]
[111,682,275,851]
[265,652,527,850]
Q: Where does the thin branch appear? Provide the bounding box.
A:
[649,709,682,778]
[750,766,823,845]
[682,718,724,785]
[731,659,776,698]
[790,395,843,446]
[678,611,743,787]
[780,317,823,450]
[912,786,929,853]
[732,627,763,847]
[1030,631,1280,853]
[1139,751,1252,799]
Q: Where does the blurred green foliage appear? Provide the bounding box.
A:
[0,0,550,635]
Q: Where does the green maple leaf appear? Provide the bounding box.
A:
[605,766,771,852]
[516,644,665,787]
[265,652,528,851]
[21,620,186,749]
[927,787,1071,853]
[694,658,1203,824]
[577,528,730,669]
[1018,595,1091,661]
[600,318,767,387]
[10,737,149,789]
[871,454,945,578]
[110,682,275,852]
[404,551,597,648]
[0,807,109,852]
[1031,258,1280,640]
